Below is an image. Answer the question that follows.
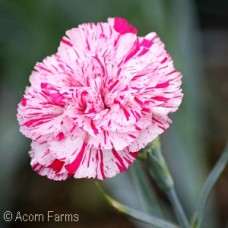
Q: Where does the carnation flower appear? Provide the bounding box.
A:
[17,17,183,180]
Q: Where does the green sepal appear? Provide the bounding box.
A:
[139,137,174,191]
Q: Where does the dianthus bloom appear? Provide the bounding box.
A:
[17,18,183,180]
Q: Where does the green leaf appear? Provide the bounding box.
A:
[95,181,179,228]
[191,143,228,228]
[130,161,163,217]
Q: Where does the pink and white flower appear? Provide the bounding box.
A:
[17,18,183,180]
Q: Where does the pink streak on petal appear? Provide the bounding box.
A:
[21,98,27,106]
[103,131,107,145]
[112,149,127,172]
[113,17,137,34]
[57,132,65,141]
[156,81,169,88]
[61,38,73,46]
[134,97,144,107]
[128,134,137,139]
[90,120,99,135]
[141,39,153,47]
[99,149,106,180]
[24,117,51,127]
[108,80,119,92]
[32,163,39,170]
[129,152,138,159]
[123,108,130,121]
[36,64,52,73]
[153,96,170,102]
[48,159,65,173]
[65,142,87,173]
[41,83,65,106]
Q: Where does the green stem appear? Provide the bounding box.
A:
[166,187,189,228]
[140,137,190,228]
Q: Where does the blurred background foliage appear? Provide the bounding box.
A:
[0,0,227,227]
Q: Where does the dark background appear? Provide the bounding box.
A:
[0,0,227,227]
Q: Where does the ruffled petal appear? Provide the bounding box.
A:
[29,141,71,181]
